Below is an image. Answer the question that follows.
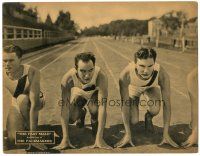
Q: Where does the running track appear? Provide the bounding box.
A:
[3,37,198,153]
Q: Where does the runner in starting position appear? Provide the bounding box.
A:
[182,67,198,147]
[3,45,46,151]
[54,52,111,150]
[115,48,179,148]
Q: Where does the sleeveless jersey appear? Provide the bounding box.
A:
[69,66,100,103]
[128,62,160,97]
[4,64,30,99]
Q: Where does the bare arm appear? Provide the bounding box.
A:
[119,67,131,135]
[90,70,112,149]
[182,67,198,147]
[53,72,75,150]
[115,66,135,148]
[158,66,171,135]
[96,71,108,139]
[29,67,41,131]
[187,68,198,132]
[158,66,179,148]
[60,73,73,141]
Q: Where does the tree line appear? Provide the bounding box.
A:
[3,2,78,33]
[81,19,148,37]
[81,10,196,37]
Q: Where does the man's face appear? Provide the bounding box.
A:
[77,60,95,84]
[135,58,155,80]
[3,52,21,74]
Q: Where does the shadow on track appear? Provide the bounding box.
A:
[4,121,197,153]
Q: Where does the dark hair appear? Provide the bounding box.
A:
[75,52,96,68]
[3,45,23,58]
[134,48,157,63]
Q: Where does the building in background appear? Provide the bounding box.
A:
[148,15,197,50]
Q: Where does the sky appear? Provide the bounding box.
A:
[24,2,197,29]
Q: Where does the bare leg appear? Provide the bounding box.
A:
[144,87,161,116]
[68,96,87,127]
[88,90,99,136]
[144,87,162,133]
[130,96,140,125]
[7,94,30,145]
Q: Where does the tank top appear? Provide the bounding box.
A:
[129,62,160,87]
[4,64,30,98]
[69,66,100,103]
[128,62,161,97]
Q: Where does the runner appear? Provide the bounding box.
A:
[115,48,179,148]
[3,45,47,151]
[53,52,112,150]
[182,67,198,147]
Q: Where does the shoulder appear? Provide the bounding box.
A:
[28,65,40,74]
[119,64,131,83]
[95,66,101,72]
[3,70,8,87]
[27,65,40,81]
[159,65,168,77]
[3,69,8,79]
[61,69,74,88]
[97,70,108,85]
[158,65,170,84]
[154,62,160,70]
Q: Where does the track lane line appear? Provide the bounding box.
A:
[99,38,184,72]
[24,38,84,65]
[102,37,197,63]
[92,40,119,90]
[40,41,82,71]
[97,39,188,99]
[25,44,71,64]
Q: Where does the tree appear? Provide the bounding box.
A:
[24,6,38,20]
[99,24,110,36]
[54,10,75,31]
[176,11,187,37]
[81,18,148,37]
[160,10,188,34]
[3,2,25,15]
[45,14,53,26]
[81,26,99,36]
